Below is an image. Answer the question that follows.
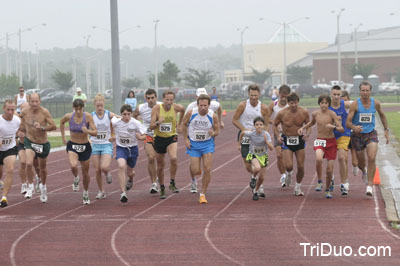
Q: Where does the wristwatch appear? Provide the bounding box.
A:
[384,128,389,131]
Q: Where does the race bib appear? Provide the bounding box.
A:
[314,139,326,147]
[253,146,266,154]
[287,136,299,145]
[31,143,43,153]
[195,131,207,141]
[96,131,107,140]
[72,144,86,153]
[359,113,372,123]
[1,137,13,145]
[241,135,250,145]
[159,123,172,133]
[119,137,131,145]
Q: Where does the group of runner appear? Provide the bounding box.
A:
[0,81,390,207]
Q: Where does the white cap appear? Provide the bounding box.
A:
[76,87,82,92]
[196,88,207,97]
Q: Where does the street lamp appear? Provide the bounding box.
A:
[350,23,363,65]
[259,17,309,84]
[154,19,160,95]
[332,8,345,84]
[237,26,248,81]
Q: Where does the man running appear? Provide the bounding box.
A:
[273,92,310,196]
[150,90,185,199]
[232,84,269,194]
[182,94,220,203]
[14,86,29,114]
[346,81,390,196]
[19,93,56,203]
[267,84,290,187]
[133,88,162,194]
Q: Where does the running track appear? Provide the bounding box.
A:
[0,111,399,266]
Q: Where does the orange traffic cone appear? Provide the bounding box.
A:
[222,110,227,116]
[373,167,381,185]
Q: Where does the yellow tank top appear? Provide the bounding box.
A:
[154,104,176,137]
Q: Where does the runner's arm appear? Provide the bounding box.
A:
[232,101,246,131]
[211,113,220,137]
[43,109,57,131]
[345,101,361,132]
[149,105,160,130]
[261,104,270,131]
[84,113,98,137]
[375,100,390,144]
[331,111,344,133]
[60,113,71,144]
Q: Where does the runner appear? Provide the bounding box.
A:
[273,92,310,196]
[60,99,97,205]
[91,94,118,199]
[182,94,220,203]
[111,104,146,203]
[267,84,290,187]
[19,93,57,203]
[298,94,344,198]
[0,100,21,207]
[133,88,162,194]
[14,86,29,114]
[150,90,185,199]
[346,81,390,196]
[239,117,273,201]
[232,84,269,195]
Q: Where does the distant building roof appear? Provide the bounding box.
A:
[268,24,311,43]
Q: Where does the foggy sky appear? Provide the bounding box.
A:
[0,0,398,52]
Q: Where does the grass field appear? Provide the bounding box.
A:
[385,111,400,141]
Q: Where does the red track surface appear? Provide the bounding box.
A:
[0,111,399,266]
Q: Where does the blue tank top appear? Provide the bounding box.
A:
[352,98,376,134]
[329,99,351,138]
[210,94,219,101]
[69,112,88,133]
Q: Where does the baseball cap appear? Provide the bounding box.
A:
[76,87,82,92]
[196,88,207,97]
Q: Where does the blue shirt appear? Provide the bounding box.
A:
[329,99,351,138]
[125,98,137,111]
[352,98,376,134]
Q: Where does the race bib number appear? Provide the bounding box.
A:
[253,146,266,154]
[1,137,13,145]
[72,144,86,153]
[96,131,107,140]
[31,143,43,153]
[241,136,250,145]
[359,113,372,123]
[119,137,131,145]
[195,131,207,141]
[287,136,299,145]
[159,123,172,133]
[314,139,326,147]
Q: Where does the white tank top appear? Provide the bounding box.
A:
[238,99,261,130]
[188,108,214,141]
[111,117,146,147]
[16,93,27,113]
[138,101,162,137]
[0,115,21,151]
[90,110,111,144]
[186,101,220,114]
[271,99,288,120]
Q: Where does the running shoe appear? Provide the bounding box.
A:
[95,191,106,199]
[329,176,334,192]
[169,181,179,193]
[294,186,304,196]
[72,176,80,192]
[1,196,7,208]
[325,190,333,199]
[40,185,48,203]
[315,180,323,191]
[249,177,257,189]
[149,183,159,194]
[257,185,265,198]
[120,192,128,203]
[199,194,208,204]
[253,192,259,201]
[352,166,359,176]
[106,172,112,184]
[35,175,41,193]
[25,184,34,199]
[366,186,373,197]
[285,171,292,187]
[83,192,90,205]
[280,174,286,188]
[362,169,368,185]
[20,183,27,194]
[126,178,133,191]
[190,181,198,193]
[160,186,166,199]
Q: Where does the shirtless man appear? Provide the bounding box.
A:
[19,93,56,203]
[298,94,344,198]
[273,92,310,196]
[232,84,269,195]
[267,84,290,187]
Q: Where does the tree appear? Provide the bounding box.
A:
[0,74,19,97]
[122,75,142,89]
[346,63,375,79]
[182,68,215,88]
[287,66,313,85]
[246,67,273,85]
[148,60,181,88]
[51,69,74,92]
[23,76,37,90]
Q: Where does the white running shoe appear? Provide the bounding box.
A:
[120,192,128,203]
[362,169,368,185]
[40,186,48,203]
[280,174,286,188]
[294,183,304,196]
[83,191,90,205]
[35,175,41,193]
[25,184,34,198]
[190,181,198,193]
[285,171,292,187]
[366,186,373,197]
[72,176,80,192]
[95,191,106,199]
[149,183,159,194]
[21,183,28,194]
[352,166,359,176]
[106,172,112,184]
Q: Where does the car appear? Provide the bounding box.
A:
[177,88,196,101]
[41,92,73,103]
[25,89,41,95]
[39,88,58,97]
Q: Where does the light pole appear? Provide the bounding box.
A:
[350,23,362,65]
[35,43,39,89]
[237,26,248,81]
[84,35,91,97]
[154,19,160,96]
[332,8,345,84]
[110,0,121,113]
